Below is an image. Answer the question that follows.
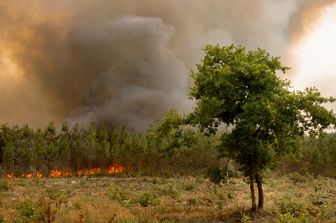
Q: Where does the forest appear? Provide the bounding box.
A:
[0,118,336,179]
[0,121,220,178]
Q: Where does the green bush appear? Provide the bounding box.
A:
[139,191,159,207]
[109,184,128,202]
[184,184,195,192]
[158,183,179,198]
[46,187,63,200]
[151,178,159,184]
[206,167,233,184]
[277,212,309,223]
[276,199,309,223]
[16,200,44,223]
[288,173,310,185]
[0,181,9,192]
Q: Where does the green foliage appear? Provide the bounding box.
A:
[276,199,310,223]
[139,191,159,207]
[157,183,180,198]
[0,180,9,192]
[109,184,129,202]
[184,183,195,192]
[283,134,336,178]
[186,44,336,209]
[17,200,43,223]
[46,187,63,200]
[0,122,220,177]
[240,213,252,223]
[151,178,159,184]
[206,167,224,184]
[288,173,311,185]
[206,165,236,184]
[155,110,198,157]
[189,44,336,178]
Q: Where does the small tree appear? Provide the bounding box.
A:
[188,45,336,211]
[43,123,59,174]
[58,122,71,171]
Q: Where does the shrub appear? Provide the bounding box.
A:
[206,167,235,184]
[158,183,179,198]
[276,199,309,223]
[17,200,44,223]
[109,184,128,202]
[151,178,159,184]
[139,191,159,207]
[240,213,252,223]
[310,193,327,206]
[288,173,310,185]
[184,184,195,192]
[206,167,224,184]
[0,181,9,192]
[46,187,63,200]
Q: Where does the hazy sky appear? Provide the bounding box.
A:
[0,0,335,130]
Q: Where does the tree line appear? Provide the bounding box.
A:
[0,121,220,177]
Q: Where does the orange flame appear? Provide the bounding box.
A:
[3,163,124,178]
[6,173,15,178]
[50,170,62,177]
[107,164,124,174]
[22,173,33,178]
[63,170,72,177]
[107,165,115,174]
[36,171,43,178]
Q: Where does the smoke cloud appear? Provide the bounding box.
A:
[289,0,336,43]
[0,0,334,130]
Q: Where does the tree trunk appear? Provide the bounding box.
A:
[256,173,264,209]
[250,176,257,211]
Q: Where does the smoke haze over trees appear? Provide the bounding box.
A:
[0,0,335,130]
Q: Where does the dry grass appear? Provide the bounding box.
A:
[0,174,335,222]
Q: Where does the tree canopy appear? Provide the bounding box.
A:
[187,44,336,210]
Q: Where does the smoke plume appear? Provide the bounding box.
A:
[0,0,334,130]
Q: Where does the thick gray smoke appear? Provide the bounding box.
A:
[0,0,334,130]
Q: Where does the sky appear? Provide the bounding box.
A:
[0,0,335,130]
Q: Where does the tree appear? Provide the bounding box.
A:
[188,44,336,211]
[156,110,197,157]
[34,128,45,175]
[20,125,35,174]
[58,122,71,171]
[0,124,15,173]
[43,122,59,175]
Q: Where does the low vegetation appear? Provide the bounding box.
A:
[0,175,335,222]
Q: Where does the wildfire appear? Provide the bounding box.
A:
[6,173,15,178]
[22,173,33,178]
[108,164,124,174]
[63,170,72,177]
[5,164,124,178]
[50,170,62,177]
[36,171,43,178]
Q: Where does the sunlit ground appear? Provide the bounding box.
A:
[291,3,336,96]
